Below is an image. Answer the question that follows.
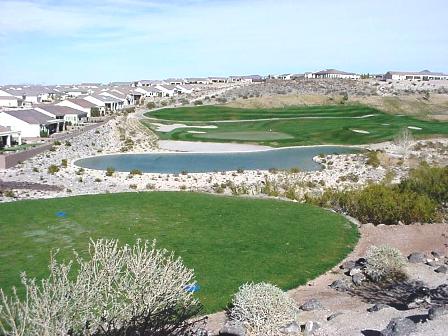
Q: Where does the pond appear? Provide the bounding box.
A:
[75,146,360,173]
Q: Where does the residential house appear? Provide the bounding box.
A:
[175,84,194,94]
[209,77,228,83]
[0,125,21,148]
[384,70,448,81]
[83,95,124,112]
[155,85,177,97]
[135,86,160,97]
[277,74,293,80]
[0,89,20,107]
[165,78,185,85]
[185,78,211,84]
[35,105,88,125]
[305,69,360,79]
[0,109,64,138]
[57,98,102,118]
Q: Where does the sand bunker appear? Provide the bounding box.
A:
[408,126,422,130]
[351,129,370,134]
[151,123,217,132]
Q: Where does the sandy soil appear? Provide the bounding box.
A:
[204,223,448,335]
[158,140,271,152]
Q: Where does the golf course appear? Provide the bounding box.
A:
[0,192,358,313]
[144,104,448,146]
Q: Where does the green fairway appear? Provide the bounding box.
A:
[0,192,358,313]
[144,105,448,146]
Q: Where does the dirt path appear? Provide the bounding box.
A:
[203,223,448,335]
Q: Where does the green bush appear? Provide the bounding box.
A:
[308,183,437,225]
[400,163,448,203]
[106,167,115,177]
[365,151,380,167]
[130,169,142,176]
[47,165,60,175]
[61,159,67,168]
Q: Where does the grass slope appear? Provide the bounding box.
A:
[144,105,448,147]
[0,192,357,313]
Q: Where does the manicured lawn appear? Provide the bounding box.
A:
[144,105,448,146]
[0,192,358,313]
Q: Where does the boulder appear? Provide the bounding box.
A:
[367,303,389,312]
[352,273,366,286]
[428,305,448,320]
[430,284,448,301]
[300,298,323,311]
[434,265,448,274]
[303,321,320,336]
[355,257,367,267]
[380,317,416,336]
[408,252,426,263]
[426,260,440,267]
[349,267,363,276]
[329,279,350,292]
[195,328,210,336]
[340,260,356,271]
[279,321,301,335]
[219,321,246,336]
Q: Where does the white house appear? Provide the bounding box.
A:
[305,69,360,79]
[0,109,63,138]
[175,84,194,94]
[35,105,88,125]
[277,74,293,80]
[384,70,448,81]
[155,85,177,97]
[185,78,211,84]
[229,75,263,83]
[83,95,124,112]
[165,78,185,85]
[0,90,19,107]
[208,77,228,83]
[0,125,21,148]
[57,98,101,118]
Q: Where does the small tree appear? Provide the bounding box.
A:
[394,128,414,160]
[91,107,101,117]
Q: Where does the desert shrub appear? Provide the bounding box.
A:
[65,141,71,147]
[106,167,115,177]
[91,107,101,117]
[146,102,156,109]
[365,151,380,167]
[365,245,407,282]
[229,282,298,336]
[47,165,60,174]
[61,159,68,168]
[308,183,437,225]
[130,169,142,176]
[399,163,448,203]
[94,178,102,182]
[129,184,138,189]
[0,239,202,336]
[53,140,61,146]
[193,100,203,106]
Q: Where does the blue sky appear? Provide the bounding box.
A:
[0,0,447,84]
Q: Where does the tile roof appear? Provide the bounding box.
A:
[2,109,54,124]
[68,98,97,108]
[37,105,87,117]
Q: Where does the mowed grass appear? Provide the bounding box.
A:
[0,192,358,313]
[144,105,448,146]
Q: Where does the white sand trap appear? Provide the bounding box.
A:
[351,129,370,134]
[151,123,217,132]
[381,123,390,126]
[187,131,207,134]
[408,126,422,130]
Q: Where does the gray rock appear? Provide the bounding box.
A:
[303,321,320,336]
[380,317,416,336]
[340,260,356,271]
[428,305,448,320]
[300,298,323,311]
[431,284,448,300]
[329,279,350,292]
[219,321,245,336]
[367,303,389,312]
[327,312,343,321]
[279,321,301,335]
[408,252,426,263]
[434,265,448,274]
[349,267,362,276]
[352,273,366,286]
[195,328,210,336]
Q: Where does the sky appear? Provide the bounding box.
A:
[0,0,447,84]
